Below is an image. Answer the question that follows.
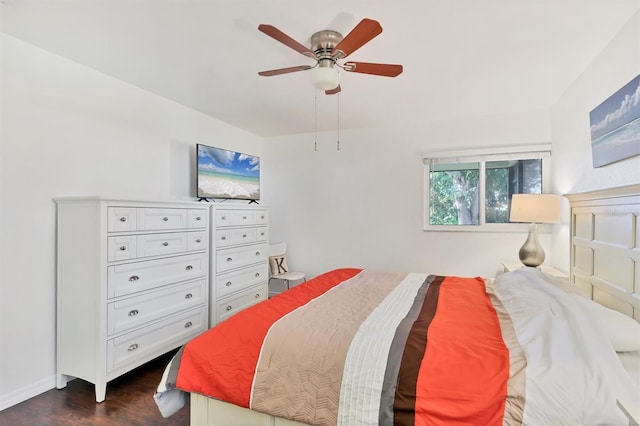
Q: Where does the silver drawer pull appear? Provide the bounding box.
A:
[119,217,127,222]
[255,294,260,299]
[242,216,247,219]
[221,236,227,240]
[225,281,232,287]
[162,217,169,221]
[185,265,193,271]
[260,215,265,219]
[255,272,260,278]
[226,257,233,262]
[184,321,193,328]
[226,305,233,311]
[195,238,201,243]
[129,275,140,282]
[128,343,139,351]
[195,216,202,221]
[255,251,261,256]
[119,245,127,251]
[242,234,247,238]
[185,293,193,299]
[260,232,265,236]
[162,241,169,246]
[128,309,139,317]
[221,215,226,220]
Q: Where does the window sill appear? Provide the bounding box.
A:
[422,223,553,233]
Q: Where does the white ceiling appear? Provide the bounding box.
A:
[2,1,638,138]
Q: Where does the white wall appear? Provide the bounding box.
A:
[0,34,262,409]
[262,109,554,280]
[549,12,640,269]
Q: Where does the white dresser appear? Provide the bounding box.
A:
[210,205,269,325]
[54,197,209,402]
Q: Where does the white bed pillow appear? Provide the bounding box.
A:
[537,271,640,352]
[574,298,640,352]
[511,269,640,352]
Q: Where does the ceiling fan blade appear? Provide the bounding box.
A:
[343,62,403,77]
[332,18,382,59]
[325,85,341,95]
[258,24,316,58]
[258,65,313,76]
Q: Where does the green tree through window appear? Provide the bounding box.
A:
[430,164,479,225]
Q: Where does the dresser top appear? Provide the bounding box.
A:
[53,196,209,207]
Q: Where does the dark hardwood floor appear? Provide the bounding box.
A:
[0,351,189,426]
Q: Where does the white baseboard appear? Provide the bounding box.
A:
[0,375,56,411]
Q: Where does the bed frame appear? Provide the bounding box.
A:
[189,183,640,426]
[566,183,640,322]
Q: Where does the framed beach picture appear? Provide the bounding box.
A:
[589,74,640,168]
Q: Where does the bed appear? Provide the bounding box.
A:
[155,184,640,425]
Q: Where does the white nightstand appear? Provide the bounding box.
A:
[617,400,640,426]
[501,261,568,279]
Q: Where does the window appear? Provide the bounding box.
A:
[423,145,551,231]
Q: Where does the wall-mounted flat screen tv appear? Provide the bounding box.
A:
[196,144,260,201]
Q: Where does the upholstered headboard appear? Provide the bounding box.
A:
[566,184,640,322]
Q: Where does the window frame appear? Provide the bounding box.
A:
[423,144,552,232]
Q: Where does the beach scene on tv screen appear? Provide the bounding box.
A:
[198,145,260,199]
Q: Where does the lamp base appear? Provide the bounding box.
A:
[518,223,545,267]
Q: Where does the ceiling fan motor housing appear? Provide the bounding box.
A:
[311,30,344,61]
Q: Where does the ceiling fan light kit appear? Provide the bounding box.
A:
[258,18,403,94]
[312,61,340,91]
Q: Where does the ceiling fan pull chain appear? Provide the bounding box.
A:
[337,93,340,151]
[314,90,318,152]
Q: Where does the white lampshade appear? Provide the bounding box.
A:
[509,194,562,224]
[510,193,562,267]
[311,66,340,91]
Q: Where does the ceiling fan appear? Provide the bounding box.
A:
[257,18,403,95]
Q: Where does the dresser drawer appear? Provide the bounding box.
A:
[216,227,264,247]
[106,306,207,372]
[137,208,187,231]
[107,279,206,335]
[188,209,208,228]
[255,226,268,242]
[216,244,267,273]
[216,230,231,247]
[107,207,137,232]
[187,231,208,251]
[107,253,207,298]
[216,264,268,298]
[216,285,267,323]
[227,228,258,246]
[135,232,188,258]
[255,210,268,225]
[216,210,257,227]
[107,235,137,262]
